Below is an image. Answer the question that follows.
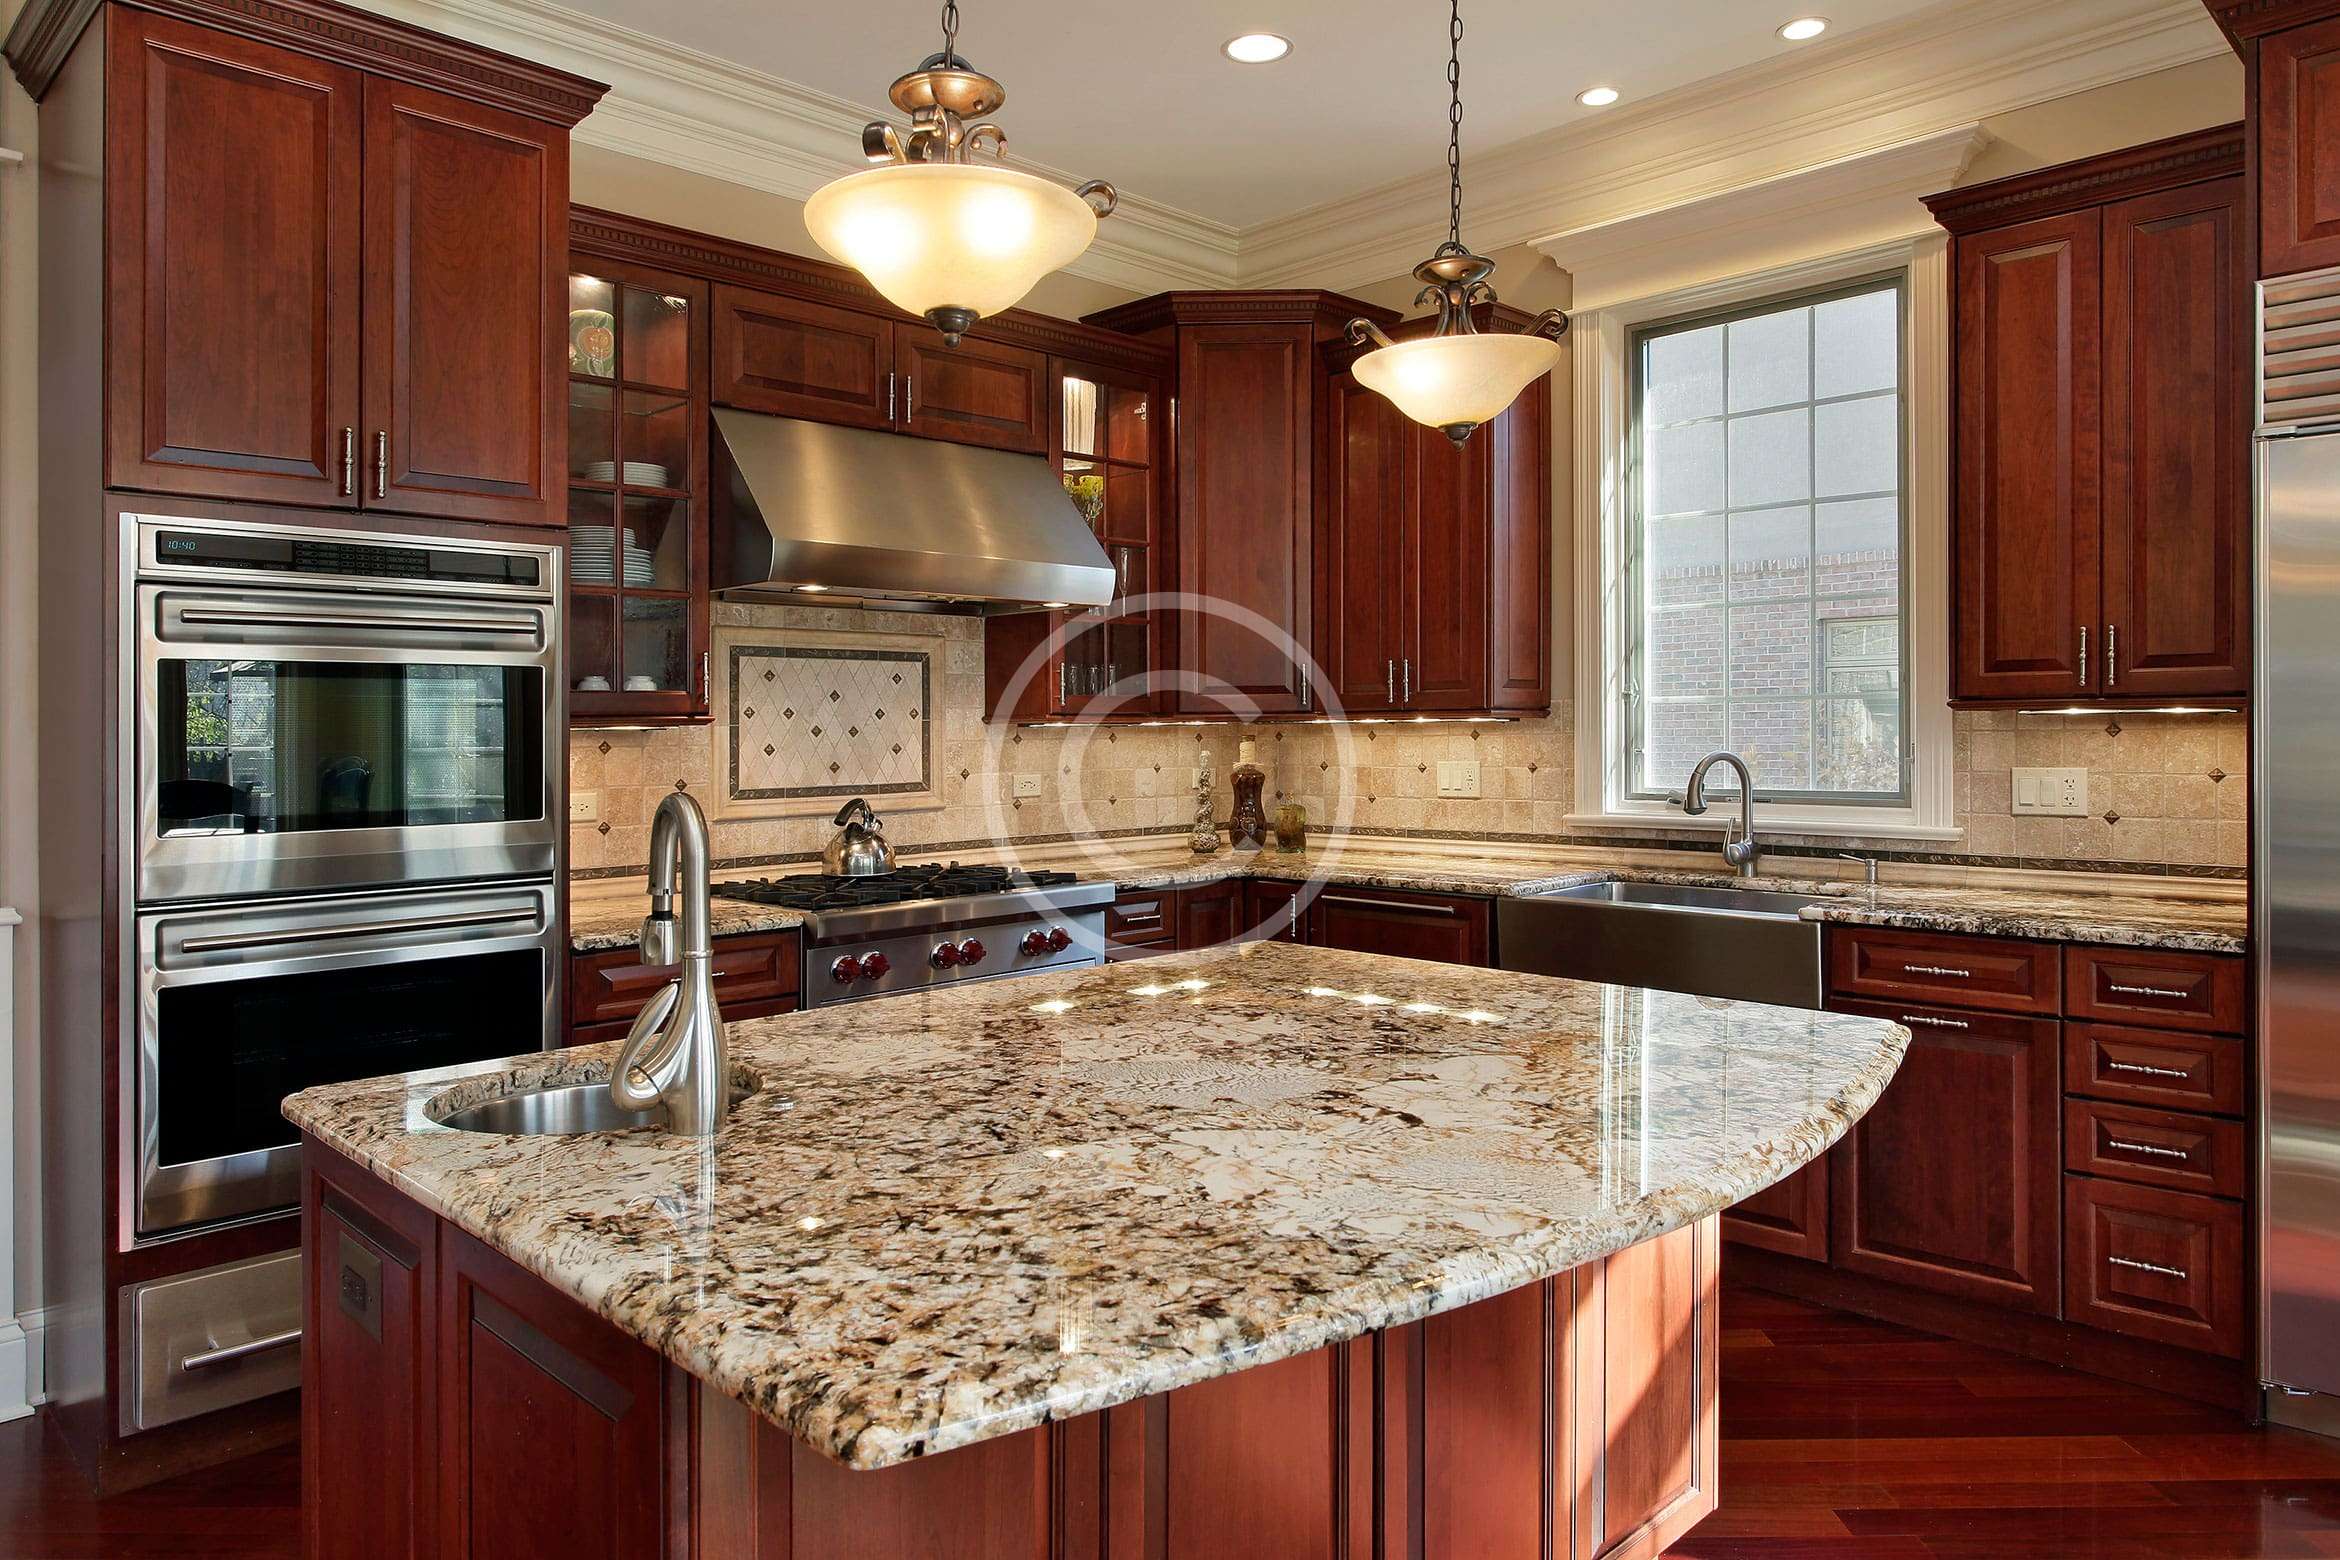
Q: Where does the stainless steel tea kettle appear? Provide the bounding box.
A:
[822,797,895,876]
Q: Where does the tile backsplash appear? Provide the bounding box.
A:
[571,606,2246,878]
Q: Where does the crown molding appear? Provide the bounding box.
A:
[1921,121,2242,232]
[352,0,1241,293]
[1236,0,2231,290]
[1535,123,1990,312]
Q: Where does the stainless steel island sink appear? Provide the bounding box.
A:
[431,1078,758,1136]
[1493,880,1835,1009]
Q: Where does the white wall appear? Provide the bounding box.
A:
[0,0,42,1410]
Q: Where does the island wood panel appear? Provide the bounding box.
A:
[2098,178,2250,697]
[1827,997,2063,1313]
[105,10,362,508]
[1951,211,2103,702]
[2259,15,2340,277]
[361,78,565,526]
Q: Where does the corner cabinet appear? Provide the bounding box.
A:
[1926,126,2249,704]
[98,6,593,526]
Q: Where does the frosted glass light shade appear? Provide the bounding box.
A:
[805,163,1099,328]
[1351,331,1563,438]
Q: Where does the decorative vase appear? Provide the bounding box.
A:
[1189,748,1220,856]
[1229,738,1268,851]
[1273,803,1307,851]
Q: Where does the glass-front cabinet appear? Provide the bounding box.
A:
[565,260,710,723]
[1043,357,1160,715]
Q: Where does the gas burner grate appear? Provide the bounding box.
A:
[711,864,1081,910]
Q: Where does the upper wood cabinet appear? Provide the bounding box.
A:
[1084,293,1395,717]
[93,3,595,526]
[712,283,1048,452]
[1926,127,2248,704]
[2257,14,2340,277]
[1320,317,1551,717]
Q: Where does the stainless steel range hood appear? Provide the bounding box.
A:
[711,409,1115,613]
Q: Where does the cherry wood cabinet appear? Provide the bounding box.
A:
[566,929,799,1045]
[713,283,1048,454]
[1320,311,1552,717]
[1720,1161,1830,1263]
[2064,1176,2247,1358]
[92,5,591,527]
[1243,877,1310,944]
[1103,886,1179,959]
[1926,127,2248,704]
[2255,13,2340,276]
[1174,878,1240,950]
[1312,886,1492,967]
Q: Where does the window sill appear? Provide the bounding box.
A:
[1562,810,1966,844]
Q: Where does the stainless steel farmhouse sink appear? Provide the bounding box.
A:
[1493,880,1834,1009]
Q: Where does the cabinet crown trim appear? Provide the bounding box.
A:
[1923,123,2243,233]
[2202,0,2340,46]
[1084,289,1401,335]
[7,0,608,118]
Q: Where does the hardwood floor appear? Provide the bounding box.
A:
[1679,1285,2340,1560]
[0,1281,2332,1558]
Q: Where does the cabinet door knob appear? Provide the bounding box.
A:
[373,431,387,499]
[339,427,355,496]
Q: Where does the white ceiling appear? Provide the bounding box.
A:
[539,0,1947,229]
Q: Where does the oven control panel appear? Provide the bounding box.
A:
[808,913,1104,1005]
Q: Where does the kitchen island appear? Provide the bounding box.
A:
[287,940,1906,1559]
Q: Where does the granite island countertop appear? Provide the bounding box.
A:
[286,940,1907,1470]
[567,837,2246,956]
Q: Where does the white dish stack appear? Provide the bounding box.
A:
[568,523,657,586]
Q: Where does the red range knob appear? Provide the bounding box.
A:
[829,954,862,984]
[1020,929,1050,957]
[859,951,890,980]
[956,937,987,966]
[1046,926,1071,952]
[930,942,961,969]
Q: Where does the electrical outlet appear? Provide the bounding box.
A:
[568,791,599,822]
[2011,766,2089,817]
[1012,773,1043,798]
[1435,760,1481,798]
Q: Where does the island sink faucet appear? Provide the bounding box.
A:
[1680,750,1762,879]
[610,790,730,1135]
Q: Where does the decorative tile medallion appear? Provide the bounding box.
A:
[726,644,932,803]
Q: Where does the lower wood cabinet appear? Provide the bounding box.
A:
[1104,886,1178,960]
[2064,1176,2245,1359]
[1719,1159,1830,1263]
[1311,886,1491,966]
[1243,877,1310,943]
[1825,996,2064,1314]
[567,929,800,1043]
[1107,879,1490,966]
[1174,879,1240,950]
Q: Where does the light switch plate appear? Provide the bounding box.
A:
[568,791,599,822]
[1435,760,1482,798]
[1012,773,1043,798]
[2011,766,2088,817]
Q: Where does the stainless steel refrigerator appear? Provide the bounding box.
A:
[2257,266,2340,1436]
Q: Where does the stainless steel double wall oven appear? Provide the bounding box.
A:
[125,515,563,1240]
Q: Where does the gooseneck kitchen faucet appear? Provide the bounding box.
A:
[1681,750,1762,879]
[610,791,729,1135]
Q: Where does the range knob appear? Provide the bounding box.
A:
[829,954,863,985]
[956,937,987,967]
[859,951,890,980]
[1046,926,1072,952]
[930,942,962,969]
[1020,928,1051,957]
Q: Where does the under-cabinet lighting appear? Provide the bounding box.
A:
[2013,705,2243,717]
[793,584,830,593]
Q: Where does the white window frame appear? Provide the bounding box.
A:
[1569,235,1958,841]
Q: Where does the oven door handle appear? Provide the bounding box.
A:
[174,606,544,638]
[179,906,540,956]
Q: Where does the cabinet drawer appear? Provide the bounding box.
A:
[2064,946,2245,1034]
[1827,926,2060,1014]
[2063,1023,2243,1115]
[1105,890,1177,952]
[2064,1099,2245,1198]
[2064,1176,2245,1357]
[570,931,800,1027]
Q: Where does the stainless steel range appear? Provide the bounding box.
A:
[711,865,1114,1006]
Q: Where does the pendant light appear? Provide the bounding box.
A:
[1347,0,1567,445]
[805,1,1118,345]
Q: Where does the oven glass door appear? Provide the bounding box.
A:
[138,586,557,901]
[136,883,559,1238]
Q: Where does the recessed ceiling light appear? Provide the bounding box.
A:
[1223,32,1291,64]
[1779,16,1828,39]
[1576,85,1620,107]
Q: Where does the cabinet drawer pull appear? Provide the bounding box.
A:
[1901,1013,1969,1029]
[2108,982,2190,1000]
[2078,625,2088,688]
[2108,1254,2186,1281]
[1319,894,1456,917]
[373,431,387,498]
[2107,624,2119,688]
[2106,1137,2192,1161]
[1904,964,1971,979]
[2107,1059,2191,1079]
[339,427,355,496]
[1386,659,1395,706]
[1401,658,1412,703]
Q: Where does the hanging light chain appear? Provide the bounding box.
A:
[1445,0,1464,252]
[940,0,961,66]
